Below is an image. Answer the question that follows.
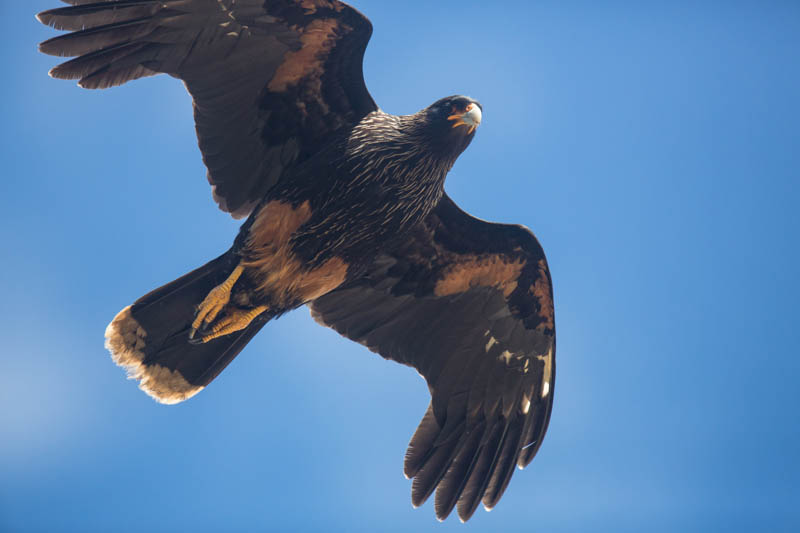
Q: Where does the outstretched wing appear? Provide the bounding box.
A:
[310,194,556,522]
[38,0,377,217]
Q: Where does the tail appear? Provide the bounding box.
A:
[105,252,270,404]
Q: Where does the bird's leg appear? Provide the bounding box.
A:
[189,264,244,341]
[190,305,269,344]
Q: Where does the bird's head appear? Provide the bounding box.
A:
[418,95,482,156]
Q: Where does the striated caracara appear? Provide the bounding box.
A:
[37,0,556,522]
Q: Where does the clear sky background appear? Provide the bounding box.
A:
[2,1,799,532]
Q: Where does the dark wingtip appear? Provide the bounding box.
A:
[36,10,57,55]
[36,9,57,28]
[462,502,491,523]
[38,33,72,57]
[457,499,481,522]
[46,63,77,82]
[38,40,56,56]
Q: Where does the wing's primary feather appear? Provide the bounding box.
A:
[310,194,556,521]
[37,0,377,218]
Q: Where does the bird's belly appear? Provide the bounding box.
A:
[240,200,348,308]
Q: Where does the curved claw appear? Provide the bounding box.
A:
[189,306,269,344]
[189,265,244,341]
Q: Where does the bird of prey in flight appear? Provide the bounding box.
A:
[37,0,555,522]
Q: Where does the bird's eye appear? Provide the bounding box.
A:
[450,102,468,114]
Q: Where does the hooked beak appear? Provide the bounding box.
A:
[447,103,482,134]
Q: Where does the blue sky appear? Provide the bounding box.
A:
[2,1,799,531]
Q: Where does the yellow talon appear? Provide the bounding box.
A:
[190,265,244,339]
[195,306,269,343]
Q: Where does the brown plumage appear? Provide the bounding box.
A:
[38,0,555,522]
